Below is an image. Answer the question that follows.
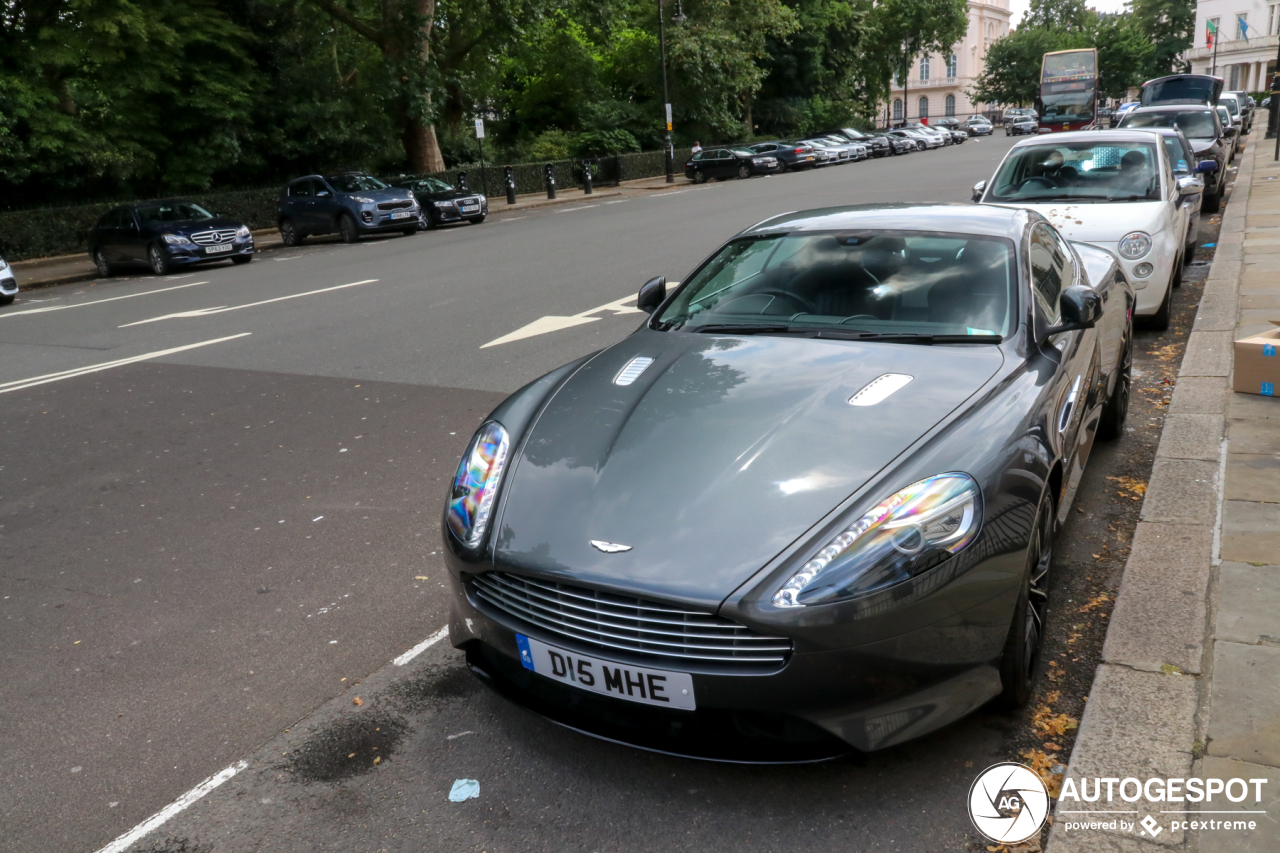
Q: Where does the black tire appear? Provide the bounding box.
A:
[280,218,303,247]
[468,215,486,225]
[339,213,360,243]
[998,497,1054,708]
[1143,272,1174,331]
[147,244,169,276]
[0,293,13,306]
[737,164,751,179]
[231,255,252,265]
[693,171,707,184]
[1097,329,1133,441]
[93,248,113,278]
[1203,186,1222,213]
[402,227,419,236]
[776,161,788,173]
[425,213,439,230]
[1171,252,1184,288]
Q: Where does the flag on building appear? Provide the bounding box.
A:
[1238,15,1252,43]
[1206,18,1218,47]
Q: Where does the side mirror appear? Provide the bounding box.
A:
[1043,285,1102,339]
[637,276,667,314]
[971,180,986,203]
[1177,176,1205,196]
[1197,159,1218,173]
[1224,126,1237,138]
[316,190,332,198]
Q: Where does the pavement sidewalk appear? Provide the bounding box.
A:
[1048,117,1280,851]
[5,174,694,291]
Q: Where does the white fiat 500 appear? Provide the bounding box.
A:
[973,130,1197,330]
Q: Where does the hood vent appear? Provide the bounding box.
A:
[849,373,914,406]
[614,357,655,386]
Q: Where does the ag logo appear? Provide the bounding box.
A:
[968,762,1050,844]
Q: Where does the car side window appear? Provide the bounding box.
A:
[716,150,732,160]
[1029,224,1070,325]
[119,209,137,229]
[313,179,333,196]
[97,210,118,229]
[290,180,312,198]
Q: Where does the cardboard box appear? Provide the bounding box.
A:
[1233,321,1280,398]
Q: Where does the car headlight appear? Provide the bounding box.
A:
[772,473,982,607]
[163,234,191,245]
[433,200,454,208]
[446,421,511,549]
[352,196,376,204]
[1118,232,1151,259]
[0,257,7,271]
[1133,262,1154,278]
[236,225,250,238]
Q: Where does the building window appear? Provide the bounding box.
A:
[986,22,994,39]
[1236,12,1248,39]
[1270,4,1278,36]
[1230,64,1241,89]
[947,53,958,79]
[920,56,930,80]
[945,94,956,116]
[893,99,903,120]
[918,96,929,119]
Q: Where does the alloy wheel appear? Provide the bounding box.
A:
[148,245,167,276]
[94,249,112,278]
[1023,503,1053,684]
[280,219,297,246]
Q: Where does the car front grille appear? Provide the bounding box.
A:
[457,196,482,207]
[377,200,414,211]
[469,571,793,667]
[191,229,238,245]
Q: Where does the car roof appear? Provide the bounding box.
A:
[1126,104,1215,113]
[739,203,1032,242]
[1009,129,1163,146]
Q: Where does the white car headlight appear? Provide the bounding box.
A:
[773,473,982,607]
[1118,232,1152,259]
[433,200,454,208]
[163,234,191,245]
[351,196,376,204]
[236,225,251,238]
[446,422,511,549]
[0,257,7,271]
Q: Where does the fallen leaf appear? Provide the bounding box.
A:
[352,696,363,706]
[1022,748,1064,798]
[348,753,355,758]
[415,576,429,580]
[373,756,381,765]
[1043,742,1062,752]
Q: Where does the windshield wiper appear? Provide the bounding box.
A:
[691,323,800,335]
[816,331,1002,344]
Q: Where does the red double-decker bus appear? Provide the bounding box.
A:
[1038,48,1099,132]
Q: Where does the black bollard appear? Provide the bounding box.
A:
[544,163,556,200]
[457,171,469,192]
[582,159,593,195]
[503,165,516,205]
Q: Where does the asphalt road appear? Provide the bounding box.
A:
[0,134,1223,853]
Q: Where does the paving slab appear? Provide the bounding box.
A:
[1048,825,1171,852]
[1206,642,1280,766]
[1223,453,1280,502]
[1103,522,1212,673]
[1227,392,1280,421]
[1195,756,1280,853]
[1216,562,1280,646]
[1220,500,1280,564]
[1156,413,1225,461]
[1169,376,1230,415]
[1138,458,1219,526]
[1179,331,1235,376]
[1227,417,1280,454]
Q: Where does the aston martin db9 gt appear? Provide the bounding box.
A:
[443,203,1134,762]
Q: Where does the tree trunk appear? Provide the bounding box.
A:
[405,116,446,173]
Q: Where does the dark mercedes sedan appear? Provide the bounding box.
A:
[443,203,1135,761]
[392,176,488,227]
[88,201,253,277]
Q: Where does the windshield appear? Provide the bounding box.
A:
[409,178,455,193]
[655,231,1015,338]
[1121,109,1216,139]
[1219,98,1239,115]
[135,202,214,223]
[327,173,389,192]
[1041,86,1095,123]
[1143,77,1218,106]
[989,141,1161,202]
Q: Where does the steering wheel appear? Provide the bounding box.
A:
[753,289,817,315]
[1019,176,1056,190]
[838,314,879,325]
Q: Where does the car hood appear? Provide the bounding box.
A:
[338,187,413,203]
[142,218,245,234]
[1003,201,1165,242]
[493,331,1004,609]
[405,188,474,201]
[1188,137,1221,155]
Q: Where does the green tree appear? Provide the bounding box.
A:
[1022,0,1090,32]
[870,0,969,124]
[1092,13,1153,100]
[1129,0,1194,77]
[967,27,1064,106]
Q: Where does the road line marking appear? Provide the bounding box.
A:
[92,760,248,853]
[481,287,675,348]
[0,334,251,394]
[555,204,599,213]
[393,625,449,666]
[119,279,378,327]
[650,190,688,197]
[0,282,211,319]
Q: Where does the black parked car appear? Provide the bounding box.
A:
[88,201,253,277]
[393,177,488,228]
[871,130,917,155]
[748,141,817,172]
[818,127,892,158]
[685,148,778,182]
[1118,105,1229,212]
[277,172,421,246]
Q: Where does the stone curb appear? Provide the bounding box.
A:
[1045,132,1263,851]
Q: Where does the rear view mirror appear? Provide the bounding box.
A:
[1177,176,1205,196]
[638,276,667,314]
[317,190,332,198]
[1043,285,1102,339]
[1223,127,1237,138]
[1197,159,1218,173]
[971,180,986,203]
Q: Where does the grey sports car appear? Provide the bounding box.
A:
[443,203,1134,761]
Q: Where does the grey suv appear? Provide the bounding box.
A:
[278,172,421,246]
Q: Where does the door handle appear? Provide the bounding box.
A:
[1058,375,1083,434]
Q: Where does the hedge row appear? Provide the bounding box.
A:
[0,147,694,262]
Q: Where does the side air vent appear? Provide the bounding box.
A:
[614,357,655,386]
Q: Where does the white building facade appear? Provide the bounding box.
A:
[1185,0,1278,91]
[885,0,1013,124]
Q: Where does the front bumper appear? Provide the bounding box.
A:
[446,560,1014,758]
[0,269,17,297]
[428,198,487,225]
[1083,237,1176,315]
[162,238,254,264]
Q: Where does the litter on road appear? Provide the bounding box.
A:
[449,779,480,802]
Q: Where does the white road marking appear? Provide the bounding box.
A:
[0,333,252,394]
[0,282,211,319]
[481,290,665,348]
[651,190,688,197]
[555,204,599,213]
[393,625,449,666]
[92,760,248,853]
[119,279,378,327]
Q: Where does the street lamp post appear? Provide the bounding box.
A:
[659,0,686,183]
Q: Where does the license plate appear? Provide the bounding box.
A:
[204,244,233,254]
[390,211,412,220]
[516,633,695,710]
[460,205,479,213]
